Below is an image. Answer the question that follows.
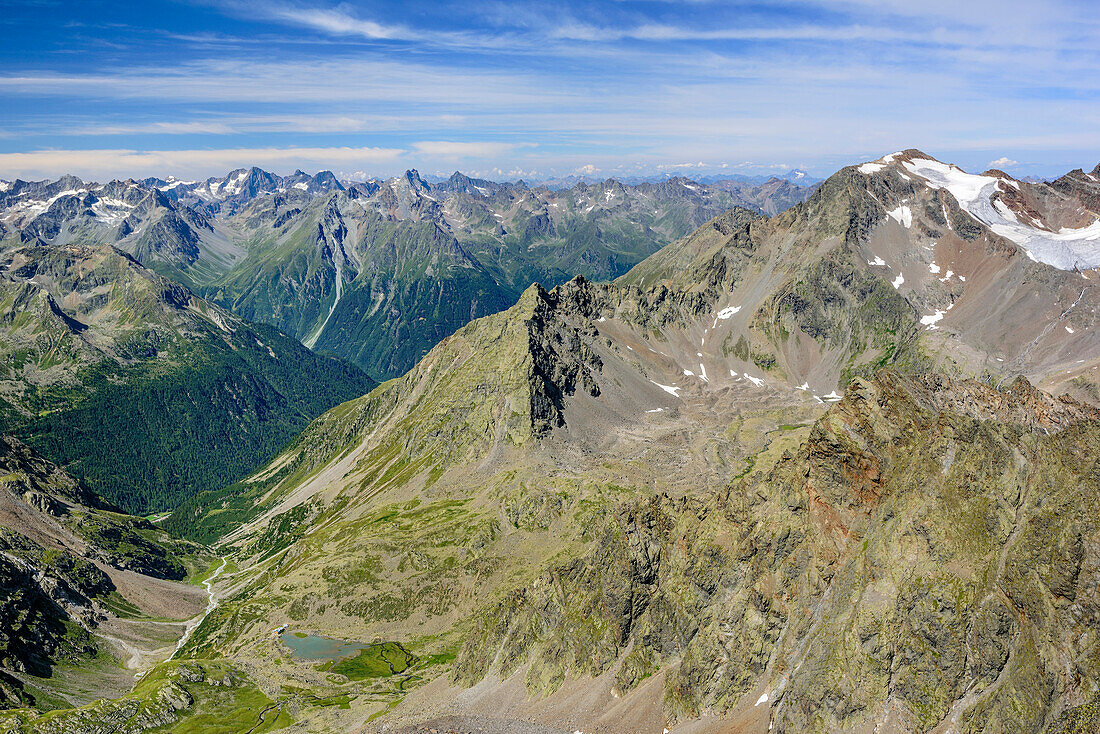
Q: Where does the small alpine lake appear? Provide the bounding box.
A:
[279,632,417,680]
[279,631,367,661]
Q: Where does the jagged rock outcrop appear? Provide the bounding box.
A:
[455,370,1100,733]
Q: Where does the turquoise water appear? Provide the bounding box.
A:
[279,632,367,661]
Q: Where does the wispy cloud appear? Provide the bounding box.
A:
[411,141,531,158]
[54,113,470,137]
[0,146,406,180]
[0,0,1096,180]
[0,59,560,106]
[66,121,236,135]
[267,4,412,40]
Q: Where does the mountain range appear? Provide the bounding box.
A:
[1,168,817,381]
[0,150,1099,733]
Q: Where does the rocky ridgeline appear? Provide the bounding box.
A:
[0,437,200,708]
[455,370,1100,733]
[0,661,274,734]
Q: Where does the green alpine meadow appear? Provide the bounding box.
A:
[1,2,1099,733]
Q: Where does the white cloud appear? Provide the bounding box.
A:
[66,121,236,136]
[0,146,406,180]
[269,5,410,41]
[552,22,952,44]
[411,141,529,158]
[56,113,470,137]
[0,59,560,107]
[573,164,600,176]
[989,156,1018,168]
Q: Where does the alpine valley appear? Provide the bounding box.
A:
[2,150,1100,734]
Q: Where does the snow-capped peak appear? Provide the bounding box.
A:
[901,155,1100,271]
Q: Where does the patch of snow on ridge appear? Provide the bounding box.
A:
[756,693,770,706]
[921,309,947,328]
[156,179,194,190]
[868,255,886,267]
[892,273,905,289]
[993,199,1018,223]
[713,304,741,327]
[887,205,913,228]
[858,163,886,175]
[651,381,681,397]
[902,156,1100,270]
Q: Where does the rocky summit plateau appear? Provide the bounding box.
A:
[0,148,1099,734]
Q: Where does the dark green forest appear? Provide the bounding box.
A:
[2,322,374,514]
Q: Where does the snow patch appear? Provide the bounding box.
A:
[651,381,681,397]
[712,305,741,327]
[1066,325,1075,334]
[858,163,886,175]
[993,198,1018,222]
[929,262,941,274]
[715,305,741,319]
[823,391,843,401]
[921,309,947,328]
[156,179,195,191]
[744,373,765,387]
[646,408,665,413]
[755,693,770,707]
[868,255,886,267]
[887,205,913,228]
[892,273,905,289]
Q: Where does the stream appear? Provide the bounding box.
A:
[170,557,228,660]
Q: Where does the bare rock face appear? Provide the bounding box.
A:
[526,283,603,433]
[454,370,1100,733]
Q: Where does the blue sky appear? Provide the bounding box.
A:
[0,0,1097,182]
